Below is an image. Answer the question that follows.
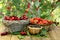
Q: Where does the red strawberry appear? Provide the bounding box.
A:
[38,21,43,25]
[30,18,34,24]
[34,18,42,21]
[42,20,48,24]
[48,21,53,24]
[20,31,27,35]
[34,20,38,24]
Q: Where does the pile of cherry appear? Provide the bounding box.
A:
[4,15,28,21]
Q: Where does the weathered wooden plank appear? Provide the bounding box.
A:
[11,35,19,40]
[21,36,31,40]
[49,26,60,40]
[0,35,12,40]
[41,37,51,40]
[41,33,51,40]
[31,36,42,40]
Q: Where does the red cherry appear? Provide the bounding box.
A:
[14,16,18,20]
[6,6,11,10]
[25,10,28,13]
[20,16,24,20]
[27,3,30,8]
[17,18,20,20]
[1,32,9,36]
[11,17,15,20]
[4,16,10,20]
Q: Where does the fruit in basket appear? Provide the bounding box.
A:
[42,20,48,24]
[4,16,10,20]
[20,15,28,20]
[4,16,20,20]
[30,17,53,25]
[4,15,28,20]
[30,18,34,24]
[34,20,38,24]
[37,21,43,25]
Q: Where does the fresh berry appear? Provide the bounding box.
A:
[42,20,48,24]
[11,16,15,20]
[27,3,30,8]
[14,16,18,20]
[20,15,28,20]
[30,18,34,24]
[48,20,53,24]
[1,32,9,36]
[34,20,38,24]
[4,16,10,20]
[20,31,27,35]
[6,6,11,10]
[38,21,43,25]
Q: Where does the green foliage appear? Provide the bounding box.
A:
[18,35,25,39]
[0,0,60,21]
[40,28,47,36]
[52,5,60,22]
[11,31,20,35]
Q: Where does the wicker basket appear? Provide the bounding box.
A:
[2,19,29,33]
[28,25,42,34]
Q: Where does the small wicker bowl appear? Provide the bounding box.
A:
[28,25,42,34]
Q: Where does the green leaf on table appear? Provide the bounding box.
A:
[27,31,31,36]
[11,31,20,35]
[18,35,25,39]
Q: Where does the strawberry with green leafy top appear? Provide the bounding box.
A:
[20,31,27,35]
